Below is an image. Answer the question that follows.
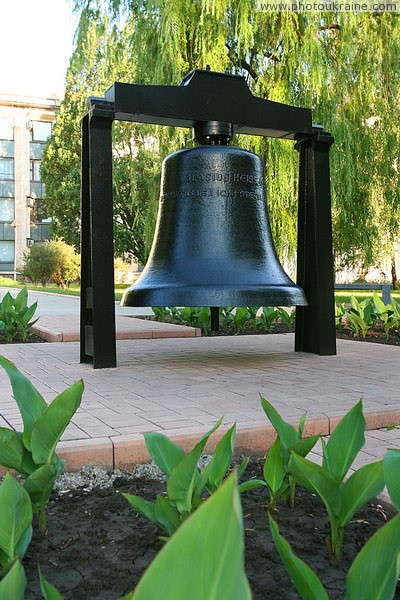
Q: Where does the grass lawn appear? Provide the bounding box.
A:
[1,276,399,305]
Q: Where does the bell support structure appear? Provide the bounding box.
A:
[80,69,336,368]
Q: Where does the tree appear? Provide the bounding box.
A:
[42,3,400,279]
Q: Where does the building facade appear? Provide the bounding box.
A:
[0,94,60,276]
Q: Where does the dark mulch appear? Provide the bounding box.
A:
[24,460,398,599]
[0,333,46,344]
[336,328,400,347]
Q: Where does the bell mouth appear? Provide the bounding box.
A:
[121,283,307,308]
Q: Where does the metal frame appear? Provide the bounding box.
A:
[81,68,336,368]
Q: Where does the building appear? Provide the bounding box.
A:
[0,93,60,277]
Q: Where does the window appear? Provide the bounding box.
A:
[30,159,41,182]
[0,158,14,180]
[0,240,14,263]
[0,119,13,140]
[0,198,14,221]
[30,121,52,142]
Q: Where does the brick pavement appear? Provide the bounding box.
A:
[0,334,399,485]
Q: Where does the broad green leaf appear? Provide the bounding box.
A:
[346,513,400,600]
[14,288,27,313]
[21,303,38,326]
[14,524,33,564]
[288,453,341,517]
[0,428,23,471]
[133,473,251,600]
[206,424,236,489]
[24,464,57,510]
[260,396,298,448]
[123,494,157,525]
[372,293,386,315]
[39,567,63,600]
[154,495,181,536]
[288,435,320,460]
[31,380,84,465]
[325,401,365,482]
[298,414,306,438]
[144,432,185,478]
[340,461,385,527]
[0,560,26,600]
[0,356,47,450]
[239,479,267,493]
[269,514,329,600]
[167,421,221,514]
[264,438,285,496]
[383,449,400,511]
[0,473,32,564]
[237,457,250,479]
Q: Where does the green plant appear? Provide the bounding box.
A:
[21,242,59,287]
[131,473,251,599]
[38,567,63,600]
[0,288,38,342]
[269,447,400,600]
[232,306,251,333]
[268,514,329,600]
[0,560,26,599]
[0,356,84,532]
[0,473,32,576]
[152,306,171,321]
[345,296,374,338]
[49,239,80,288]
[240,397,319,508]
[220,306,234,327]
[257,306,279,332]
[372,294,400,340]
[288,401,385,564]
[123,420,247,536]
[335,302,347,330]
[277,307,296,329]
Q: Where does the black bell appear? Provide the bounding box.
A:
[121,121,307,309]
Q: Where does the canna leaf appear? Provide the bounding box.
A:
[239,479,267,493]
[288,453,342,518]
[144,432,185,478]
[39,567,63,600]
[206,424,236,490]
[264,438,285,497]
[298,414,306,437]
[288,435,320,460]
[340,461,385,527]
[0,474,32,566]
[269,514,329,600]
[260,396,298,449]
[13,288,27,313]
[24,464,58,511]
[237,457,250,479]
[346,513,400,600]
[154,495,181,536]
[30,380,84,465]
[123,494,159,527]
[133,473,251,600]
[0,356,47,450]
[383,449,400,511]
[0,428,23,471]
[324,401,365,482]
[167,420,221,514]
[0,560,27,600]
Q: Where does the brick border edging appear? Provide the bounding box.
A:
[57,408,400,472]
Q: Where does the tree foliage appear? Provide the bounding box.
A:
[42,2,400,277]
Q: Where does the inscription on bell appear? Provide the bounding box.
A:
[185,171,263,185]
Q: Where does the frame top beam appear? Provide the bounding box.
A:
[96,68,312,140]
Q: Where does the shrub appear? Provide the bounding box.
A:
[49,239,80,288]
[0,287,38,342]
[21,242,59,286]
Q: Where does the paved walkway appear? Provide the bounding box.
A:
[30,314,200,342]
[0,333,399,508]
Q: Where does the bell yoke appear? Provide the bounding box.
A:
[80,68,336,368]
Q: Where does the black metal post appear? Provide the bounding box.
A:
[80,111,116,368]
[210,307,219,332]
[80,115,92,363]
[294,126,336,356]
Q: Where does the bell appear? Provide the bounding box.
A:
[121,121,307,311]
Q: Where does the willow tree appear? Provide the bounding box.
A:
[42,1,400,281]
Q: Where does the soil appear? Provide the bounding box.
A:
[0,333,46,344]
[24,460,399,600]
[336,328,400,347]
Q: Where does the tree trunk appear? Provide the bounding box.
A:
[391,255,398,290]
